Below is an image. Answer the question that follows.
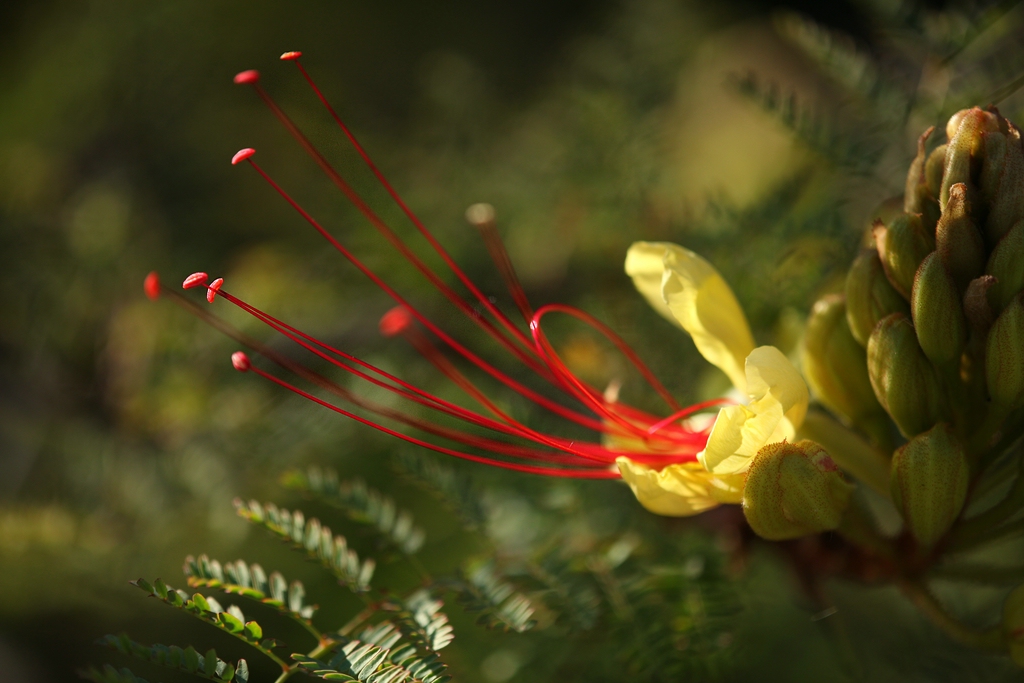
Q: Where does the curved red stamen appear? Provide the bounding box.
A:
[207,277,224,303]
[231,351,251,372]
[232,148,256,165]
[233,70,260,85]
[183,272,208,289]
[144,272,161,300]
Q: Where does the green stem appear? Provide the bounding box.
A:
[338,602,379,637]
[900,581,1005,652]
[273,639,336,683]
[798,411,892,498]
[837,494,897,561]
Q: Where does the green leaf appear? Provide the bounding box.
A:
[234,499,375,592]
[243,621,263,640]
[284,468,426,554]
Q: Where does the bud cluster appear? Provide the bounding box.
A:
[804,107,1024,551]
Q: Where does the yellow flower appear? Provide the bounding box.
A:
[619,241,810,514]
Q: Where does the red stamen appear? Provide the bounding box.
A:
[282,60,540,356]
[233,70,260,85]
[144,272,161,300]
[183,272,208,289]
[232,148,256,165]
[232,351,251,372]
[235,80,545,375]
[207,277,224,303]
[246,361,619,479]
[465,203,534,323]
[237,156,605,431]
[379,306,413,337]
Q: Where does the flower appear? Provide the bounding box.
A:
[621,241,809,513]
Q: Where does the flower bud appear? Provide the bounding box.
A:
[941,108,999,211]
[986,294,1024,409]
[867,312,946,438]
[986,219,1024,314]
[911,253,967,366]
[935,183,985,292]
[874,213,934,299]
[984,130,1024,244]
[801,295,884,425]
[742,440,852,541]
[845,248,909,346]
[1003,584,1024,667]
[924,144,947,198]
[904,127,941,227]
[979,131,1007,208]
[890,423,969,549]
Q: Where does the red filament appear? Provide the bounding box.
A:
[157,53,726,479]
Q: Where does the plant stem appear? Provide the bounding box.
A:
[273,637,337,683]
[899,581,1005,653]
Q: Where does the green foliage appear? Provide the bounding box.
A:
[96,634,250,683]
[234,499,376,593]
[283,468,426,554]
[391,453,486,531]
[451,563,537,633]
[131,578,284,666]
[80,665,155,683]
[183,555,318,635]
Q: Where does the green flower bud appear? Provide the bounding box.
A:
[904,127,941,228]
[845,248,910,346]
[979,131,1007,208]
[890,423,969,549]
[941,108,999,210]
[1004,584,1024,667]
[986,294,1024,408]
[874,213,934,300]
[964,274,997,336]
[911,252,968,366]
[802,295,884,425]
[867,312,946,438]
[986,219,1024,314]
[984,129,1024,245]
[924,144,947,198]
[935,183,985,292]
[742,440,852,541]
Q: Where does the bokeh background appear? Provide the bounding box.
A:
[2,0,1023,681]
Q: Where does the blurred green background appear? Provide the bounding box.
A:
[2,0,1023,681]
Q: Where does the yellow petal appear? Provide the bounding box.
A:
[617,457,743,517]
[625,242,755,391]
[698,346,808,474]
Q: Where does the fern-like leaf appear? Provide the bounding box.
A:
[292,640,407,683]
[451,564,535,633]
[283,468,425,554]
[391,454,485,530]
[96,633,250,683]
[79,665,154,683]
[234,499,375,592]
[131,578,285,667]
[389,590,454,652]
[356,621,451,683]
[183,554,319,636]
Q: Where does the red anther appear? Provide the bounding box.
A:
[143,271,160,300]
[231,351,251,372]
[183,272,209,289]
[379,306,413,337]
[233,70,260,85]
[232,148,256,165]
[207,277,224,303]
[280,51,302,61]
